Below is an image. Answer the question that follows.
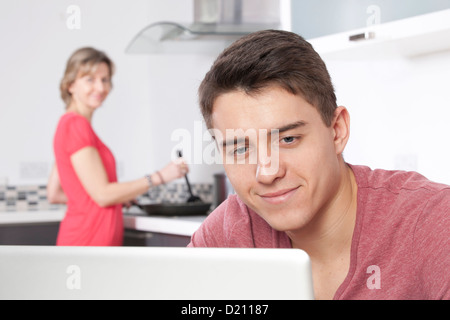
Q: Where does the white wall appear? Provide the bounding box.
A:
[326,50,450,185]
[0,0,222,186]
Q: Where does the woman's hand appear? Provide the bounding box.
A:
[157,158,189,184]
[46,164,68,204]
[122,199,138,209]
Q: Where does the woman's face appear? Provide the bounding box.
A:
[68,62,111,111]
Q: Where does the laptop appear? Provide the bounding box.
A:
[0,246,314,300]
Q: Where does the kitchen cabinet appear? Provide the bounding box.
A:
[0,221,192,246]
[307,9,450,60]
[123,229,191,247]
[0,210,63,245]
[291,0,450,40]
[0,209,203,246]
[122,213,204,247]
[0,222,59,245]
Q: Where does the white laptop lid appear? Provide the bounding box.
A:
[0,246,314,300]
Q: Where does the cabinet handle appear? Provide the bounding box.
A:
[349,31,375,42]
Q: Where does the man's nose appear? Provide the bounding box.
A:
[255,154,283,184]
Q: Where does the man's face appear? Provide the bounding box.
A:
[211,86,344,232]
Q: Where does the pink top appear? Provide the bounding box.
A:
[53,112,123,246]
[189,165,450,299]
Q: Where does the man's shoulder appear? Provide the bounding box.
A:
[188,195,252,247]
[205,194,250,222]
[189,194,285,248]
[345,165,450,299]
[351,164,450,197]
[351,164,449,232]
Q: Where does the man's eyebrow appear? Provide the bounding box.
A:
[219,121,308,148]
[222,137,247,148]
[272,121,308,134]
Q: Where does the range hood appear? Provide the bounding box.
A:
[125,0,281,54]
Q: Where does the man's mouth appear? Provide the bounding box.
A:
[258,187,299,205]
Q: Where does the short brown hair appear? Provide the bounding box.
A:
[199,30,337,128]
[60,47,115,107]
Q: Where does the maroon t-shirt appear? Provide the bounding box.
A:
[189,165,450,299]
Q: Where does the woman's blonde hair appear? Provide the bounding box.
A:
[60,47,115,107]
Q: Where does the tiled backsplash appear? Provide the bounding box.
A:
[0,183,213,212]
[0,185,61,212]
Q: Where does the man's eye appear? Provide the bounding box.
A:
[282,136,295,144]
[234,146,248,155]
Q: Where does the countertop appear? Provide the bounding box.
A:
[123,206,205,237]
[0,206,206,237]
[0,209,65,225]
[123,214,204,237]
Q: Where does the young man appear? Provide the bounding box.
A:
[188,30,449,300]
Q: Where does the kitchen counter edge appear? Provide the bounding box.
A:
[0,209,205,237]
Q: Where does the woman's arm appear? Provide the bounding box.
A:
[46,164,68,204]
[70,146,187,208]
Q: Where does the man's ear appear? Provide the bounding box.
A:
[332,106,350,155]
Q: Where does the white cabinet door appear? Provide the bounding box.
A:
[291,0,450,39]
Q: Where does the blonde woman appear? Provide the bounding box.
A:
[47,47,188,246]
